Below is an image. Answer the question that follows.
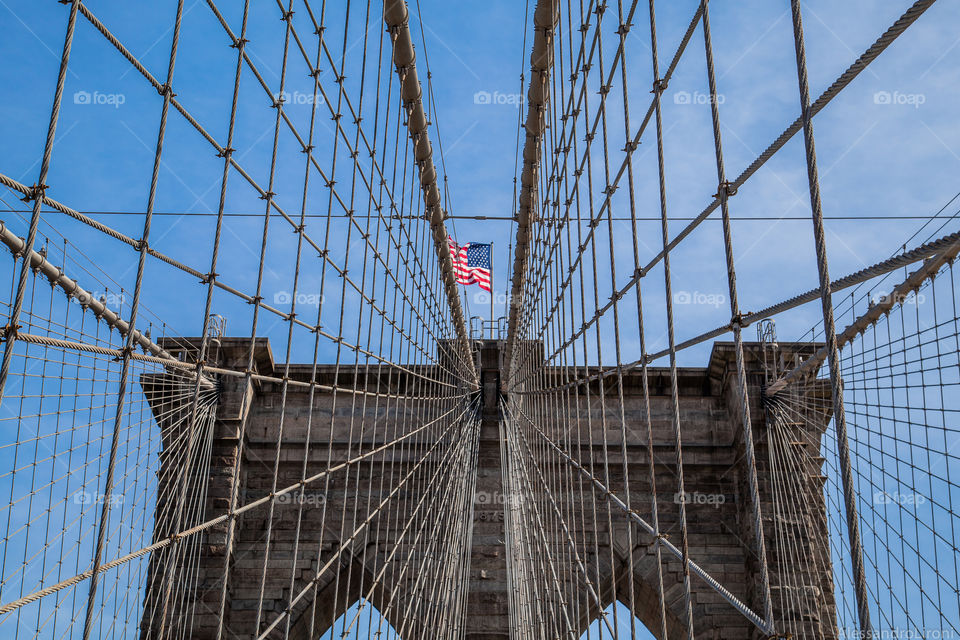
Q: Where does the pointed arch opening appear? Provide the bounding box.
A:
[580,601,657,639]
[317,599,401,640]
[285,555,407,640]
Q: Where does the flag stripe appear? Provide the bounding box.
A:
[448,237,492,291]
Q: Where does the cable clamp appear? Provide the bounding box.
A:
[230,37,249,50]
[652,78,669,94]
[259,190,276,200]
[217,147,235,159]
[730,313,749,329]
[21,183,48,203]
[157,83,176,99]
[714,181,738,199]
[1,323,20,341]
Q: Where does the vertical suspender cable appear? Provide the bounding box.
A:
[383,0,474,379]
[0,1,81,407]
[504,0,559,379]
[787,0,875,635]
[699,0,775,632]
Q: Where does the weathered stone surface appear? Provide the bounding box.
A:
[141,338,835,639]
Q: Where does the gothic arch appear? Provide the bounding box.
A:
[313,599,400,640]
[580,601,658,639]
[286,556,403,640]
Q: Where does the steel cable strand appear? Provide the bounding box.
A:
[790,0,879,632]
[509,1,704,382]
[503,400,618,638]
[304,13,392,638]
[512,401,771,632]
[502,402,584,640]
[0,397,465,617]
[65,0,461,377]
[698,0,775,631]
[634,0,670,633]
[255,403,471,639]
[0,0,80,406]
[512,0,939,389]
[121,4,193,632]
[510,225,960,398]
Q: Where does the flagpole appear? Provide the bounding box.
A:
[489,243,494,339]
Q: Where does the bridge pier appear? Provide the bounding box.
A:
[465,339,511,639]
[139,338,836,639]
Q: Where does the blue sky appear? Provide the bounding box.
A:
[1,0,959,369]
[1,1,960,638]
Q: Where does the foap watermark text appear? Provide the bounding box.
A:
[674,90,725,105]
[673,290,726,309]
[874,90,925,108]
[274,291,324,307]
[674,492,726,508]
[74,90,126,108]
[474,90,523,108]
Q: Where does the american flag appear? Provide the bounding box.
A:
[448,238,491,292]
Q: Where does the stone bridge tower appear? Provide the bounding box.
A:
[139,337,836,639]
